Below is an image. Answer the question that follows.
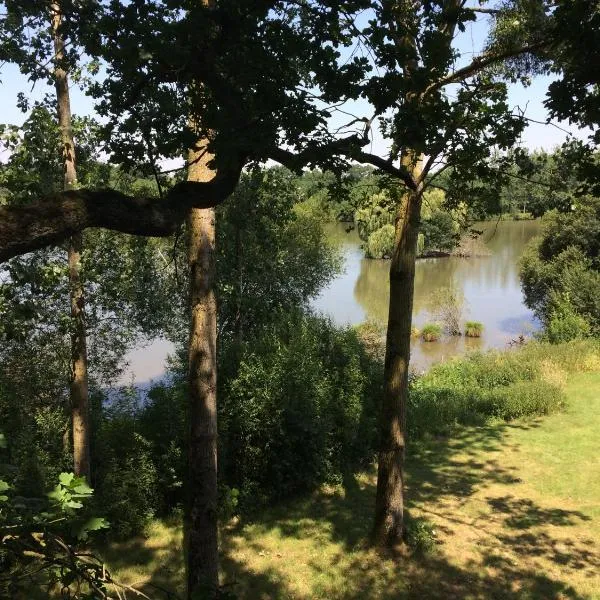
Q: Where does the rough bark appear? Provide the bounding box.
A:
[51,1,90,481]
[373,151,423,547]
[186,143,219,599]
[0,173,241,264]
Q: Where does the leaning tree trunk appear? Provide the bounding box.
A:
[373,152,422,546]
[186,143,219,599]
[51,2,90,482]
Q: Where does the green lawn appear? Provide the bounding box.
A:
[103,373,600,599]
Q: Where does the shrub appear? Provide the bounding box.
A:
[464,321,483,337]
[544,293,591,343]
[220,313,381,511]
[366,224,395,259]
[404,514,438,555]
[519,198,600,336]
[420,210,458,253]
[94,401,159,538]
[408,340,600,439]
[421,323,442,342]
[426,286,465,335]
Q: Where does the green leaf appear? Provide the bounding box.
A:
[77,517,109,540]
[0,480,10,493]
[58,473,74,486]
[72,483,93,496]
[0,433,6,449]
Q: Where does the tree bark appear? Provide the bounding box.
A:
[186,143,219,599]
[373,151,422,547]
[52,1,90,482]
[0,175,242,264]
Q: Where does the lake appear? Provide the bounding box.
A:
[121,219,542,383]
[311,219,542,371]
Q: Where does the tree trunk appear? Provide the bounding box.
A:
[186,145,219,599]
[373,152,422,547]
[51,2,90,482]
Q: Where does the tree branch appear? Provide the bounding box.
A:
[268,136,418,191]
[0,163,243,263]
[422,41,547,98]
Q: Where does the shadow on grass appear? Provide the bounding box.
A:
[101,419,598,599]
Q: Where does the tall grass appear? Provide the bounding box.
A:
[408,339,600,438]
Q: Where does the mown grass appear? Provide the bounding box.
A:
[102,344,600,599]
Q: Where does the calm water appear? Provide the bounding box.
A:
[121,220,541,383]
[311,220,542,371]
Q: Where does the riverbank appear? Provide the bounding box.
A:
[101,340,600,599]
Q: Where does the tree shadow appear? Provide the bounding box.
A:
[100,417,598,599]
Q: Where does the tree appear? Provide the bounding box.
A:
[338,1,548,546]
[520,196,600,336]
[0,0,563,556]
[51,0,91,481]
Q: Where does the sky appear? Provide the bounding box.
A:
[0,7,590,166]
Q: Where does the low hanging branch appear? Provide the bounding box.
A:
[0,164,242,263]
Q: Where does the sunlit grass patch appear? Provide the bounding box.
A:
[102,359,600,599]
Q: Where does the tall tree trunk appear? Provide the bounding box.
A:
[373,152,422,546]
[186,143,219,599]
[51,2,90,482]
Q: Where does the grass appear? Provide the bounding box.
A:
[102,365,600,599]
[465,320,484,337]
[421,323,442,342]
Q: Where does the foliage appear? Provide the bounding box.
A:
[366,224,395,259]
[544,293,592,344]
[94,411,159,538]
[216,168,341,344]
[352,184,462,259]
[86,313,381,526]
[421,324,442,342]
[464,321,483,338]
[408,339,600,439]
[0,439,111,599]
[220,313,381,511]
[426,286,465,336]
[420,210,458,254]
[404,514,437,556]
[519,198,600,335]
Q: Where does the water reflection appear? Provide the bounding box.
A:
[312,220,542,370]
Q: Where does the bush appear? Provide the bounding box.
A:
[544,293,592,343]
[426,286,465,335]
[420,210,458,253]
[408,340,600,439]
[366,224,395,259]
[220,313,381,511]
[404,514,438,555]
[464,321,483,337]
[94,401,159,537]
[519,198,600,336]
[421,323,442,342]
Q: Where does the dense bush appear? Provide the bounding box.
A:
[545,293,592,343]
[220,313,381,510]
[366,224,395,259]
[420,210,458,254]
[520,198,600,337]
[93,392,160,537]
[408,340,600,438]
[88,312,382,527]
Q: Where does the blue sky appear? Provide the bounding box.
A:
[0,9,589,164]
